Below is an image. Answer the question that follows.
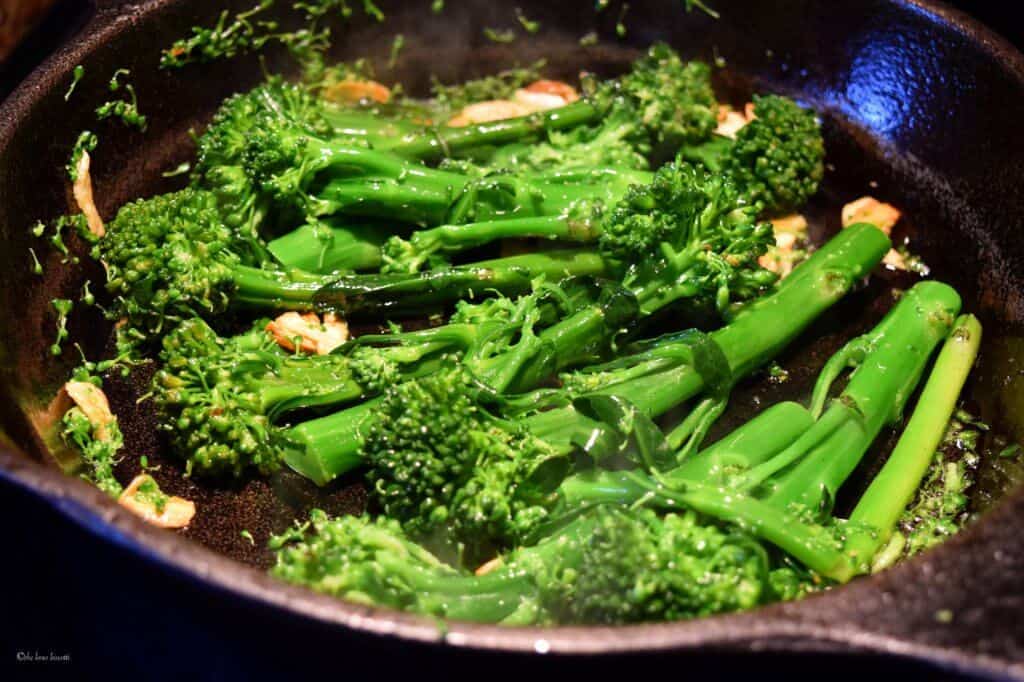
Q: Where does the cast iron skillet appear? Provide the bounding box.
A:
[3,0,1024,676]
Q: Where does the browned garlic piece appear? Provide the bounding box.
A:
[758,214,809,278]
[475,557,505,576]
[266,311,349,355]
[448,80,578,127]
[715,103,754,139]
[448,99,532,127]
[64,380,116,442]
[322,79,392,105]
[72,150,105,238]
[841,196,912,271]
[841,196,901,235]
[118,474,196,529]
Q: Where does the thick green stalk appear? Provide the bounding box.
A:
[282,399,379,484]
[231,250,608,316]
[314,250,610,316]
[319,107,424,148]
[394,215,598,259]
[268,221,390,273]
[232,265,328,310]
[524,224,891,447]
[553,402,814,510]
[845,314,982,563]
[605,282,965,581]
[305,141,643,227]
[765,281,961,510]
[391,100,602,161]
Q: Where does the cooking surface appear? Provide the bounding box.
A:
[4,0,1024,677]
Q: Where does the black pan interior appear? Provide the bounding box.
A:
[3,0,1024,660]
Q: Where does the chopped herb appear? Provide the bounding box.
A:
[515,8,541,34]
[51,299,74,356]
[241,530,256,545]
[431,0,444,13]
[388,34,405,69]
[361,0,385,22]
[483,27,517,44]
[615,3,630,37]
[579,32,599,47]
[39,214,89,264]
[65,65,85,101]
[61,406,124,497]
[684,0,720,19]
[999,443,1022,459]
[67,131,98,181]
[890,410,985,561]
[595,0,611,11]
[135,475,170,514]
[81,281,96,306]
[767,363,790,384]
[162,162,192,178]
[160,0,277,68]
[29,248,43,276]
[894,245,931,276]
[161,0,386,70]
[95,69,147,131]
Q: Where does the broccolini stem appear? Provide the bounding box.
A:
[283,399,380,484]
[391,100,602,160]
[555,402,814,509]
[405,215,599,256]
[232,265,329,309]
[314,250,610,316]
[765,281,961,511]
[267,221,389,273]
[522,224,892,448]
[505,289,638,392]
[317,178,458,226]
[319,107,424,148]
[845,314,982,561]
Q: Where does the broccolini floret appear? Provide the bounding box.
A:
[270,506,779,624]
[681,94,825,215]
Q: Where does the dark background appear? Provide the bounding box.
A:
[0,1,1022,100]
[0,1,1020,680]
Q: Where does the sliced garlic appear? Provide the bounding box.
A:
[322,79,392,105]
[841,196,910,270]
[118,474,195,529]
[841,196,902,235]
[64,380,115,442]
[758,214,810,278]
[266,311,349,355]
[73,150,105,238]
[715,103,754,139]
[448,100,532,127]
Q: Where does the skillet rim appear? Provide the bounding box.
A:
[0,0,1022,674]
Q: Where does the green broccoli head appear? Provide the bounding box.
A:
[362,368,561,552]
[600,162,776,311]
[153,317,280,477]
[97,188,243,336]
[197,79,358,224]
[537,508,771,623]
[346,345,403,394]
[195,79,333,177]
[609,43,718,153]
[724,94,825,215]
[270,510,457,612]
